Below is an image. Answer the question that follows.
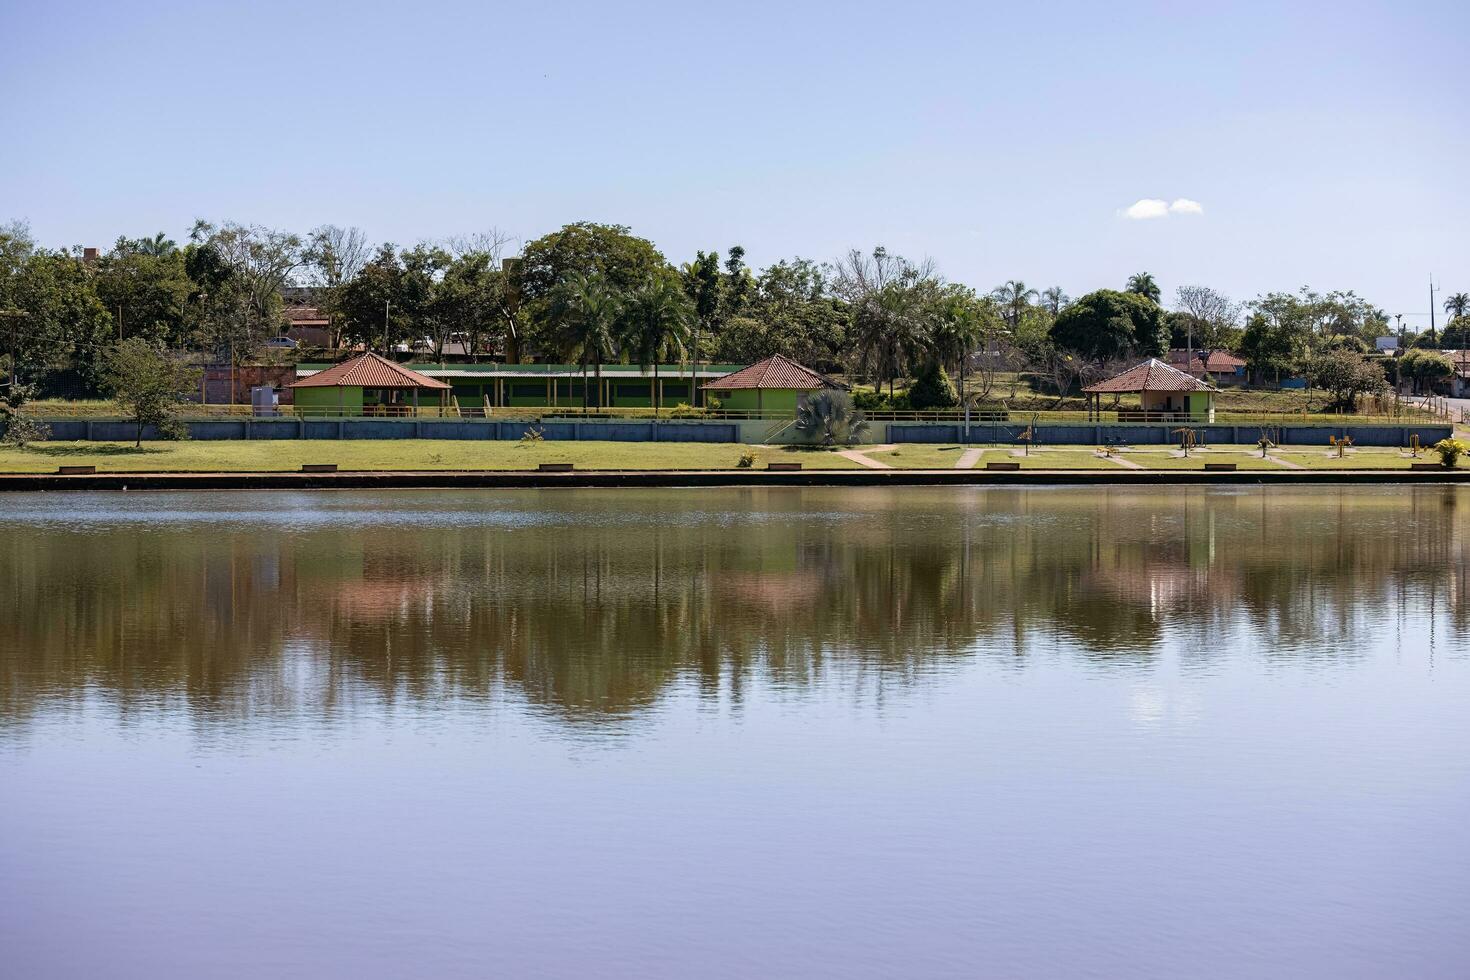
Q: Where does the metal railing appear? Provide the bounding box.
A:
[26,402,1444,426]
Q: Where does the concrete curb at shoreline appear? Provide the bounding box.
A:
[2,468,1469,491]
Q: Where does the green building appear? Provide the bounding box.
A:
[293,361,743,413]
[289,352,452,415]
[701,354,846,414]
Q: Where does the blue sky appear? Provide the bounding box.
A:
[3,0,1465,326]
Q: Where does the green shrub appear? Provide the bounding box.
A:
[1432,438,1468,468]
[908,361,959,409]
[1,413,50,448]
[853,389,913,412]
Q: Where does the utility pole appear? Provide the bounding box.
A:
[384,300,390,355]
[1429,276,1438,341]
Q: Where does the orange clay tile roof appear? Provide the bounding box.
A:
[282,305,329,326]
[701,353,844,391]
[288,352,451,390]
[1083,358,1218,394]
[1166,349,1246,372]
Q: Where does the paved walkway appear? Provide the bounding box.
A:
[955,448,984,469]
[1104,453,1146,470]
[1262,453,1305,469]
[838,444,896,469]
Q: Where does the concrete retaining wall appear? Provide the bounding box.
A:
[887,422,1453,448]
[39,416,1451,447]
[40,417,744,443]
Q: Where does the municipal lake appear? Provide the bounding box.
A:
[2,487,1467,979]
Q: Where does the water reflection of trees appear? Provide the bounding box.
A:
[1,487,1465,727]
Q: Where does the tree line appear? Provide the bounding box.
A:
[2,218,1465,409]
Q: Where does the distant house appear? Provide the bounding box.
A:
[1166,348,1247,385]
[1442,350,1470,397]
[282,306,331,348]
[701,354,846,415]
[277,286,332,348]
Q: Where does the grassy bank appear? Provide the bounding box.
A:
[0,439,1455,474]
[853,444,1454,471]
[0,440,864,473]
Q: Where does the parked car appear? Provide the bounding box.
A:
[264,336,299,349]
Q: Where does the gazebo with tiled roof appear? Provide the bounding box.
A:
[289,351,452,416]
[701,354,846,414]
[1083,358,1218,422]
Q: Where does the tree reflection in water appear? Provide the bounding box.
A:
[1,486,1465,729]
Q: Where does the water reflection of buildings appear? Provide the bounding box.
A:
[1,487,1465,728]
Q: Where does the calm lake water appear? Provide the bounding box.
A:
[1,487,1468,979]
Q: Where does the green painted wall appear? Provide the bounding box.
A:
[448,378,698,410]
[708,388,803,414]
[301,376,712,415]
[1187,392,1213,418]
[295,386,363,415]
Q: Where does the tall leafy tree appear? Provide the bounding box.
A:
[518,222,669,353]
[722,246,754,316]
[399,244,451,355]
[102,338,201,445]
[549,273,622,410]
[1,236,111,389]
[1239,307,1304,384]
[303,225,369,349]
[189,221,302,359]
[339,245,407,352]
[712,258,849,371]
[622,274,694,414]
[680,250,721,363]
[434,250,503,362]
[835,247,939,395]
[928,284,994,399]
[1050,289,1167,366]
[93,238,195,346]
[1171,285,1242,355]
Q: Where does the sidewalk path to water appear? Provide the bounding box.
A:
[838,444,897,469]
[955,448,984,468]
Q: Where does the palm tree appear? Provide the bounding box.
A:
[1040,286,1070,316]
[1126,272,1161,304]
[851,282,930,397]
[549,273,622,411]
[990,280,1037,330]
[623,275,694,415]
[1445,292,1470,321]
[137,233,176,257]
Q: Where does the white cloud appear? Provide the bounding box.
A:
[1122,198,1170,220]
[1120,197,1204,220]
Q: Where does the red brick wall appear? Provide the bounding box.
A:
[195,365,299,404]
